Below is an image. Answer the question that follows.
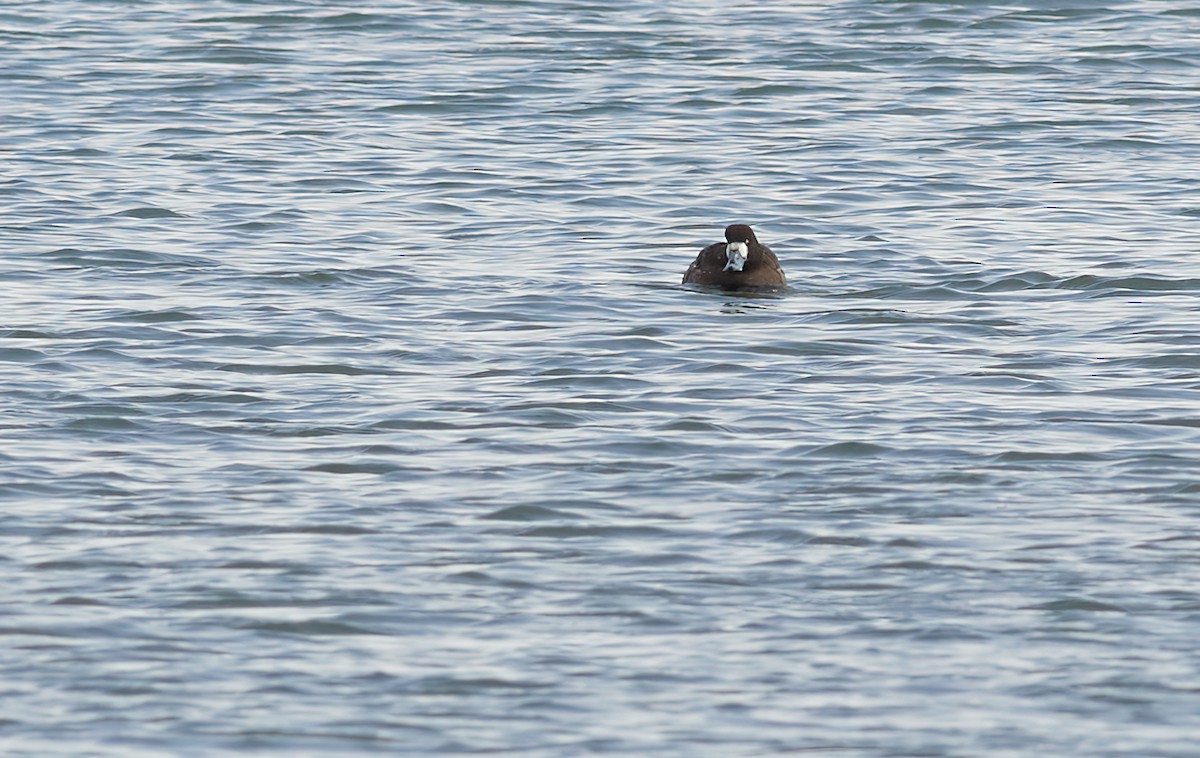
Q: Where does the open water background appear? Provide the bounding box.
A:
[4,0,1200,755]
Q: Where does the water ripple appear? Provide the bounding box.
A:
[4,0,1200,755]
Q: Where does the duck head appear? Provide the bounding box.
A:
[723,224,758,272]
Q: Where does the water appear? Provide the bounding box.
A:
[4,0,1200,754]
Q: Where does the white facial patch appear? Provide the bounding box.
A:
[724,241,749,272]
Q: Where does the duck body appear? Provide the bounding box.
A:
[682,224,787,290]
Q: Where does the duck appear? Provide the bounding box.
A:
[682,224,787,289]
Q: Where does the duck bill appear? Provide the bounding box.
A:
[723,242,749,272]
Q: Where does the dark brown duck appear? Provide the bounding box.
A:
[681,224,787,290]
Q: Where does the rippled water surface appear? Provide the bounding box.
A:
[4,0,1200,755]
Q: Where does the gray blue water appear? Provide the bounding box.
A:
[4,1,1200,755]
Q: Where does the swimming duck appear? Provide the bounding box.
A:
[682,224,786,289]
